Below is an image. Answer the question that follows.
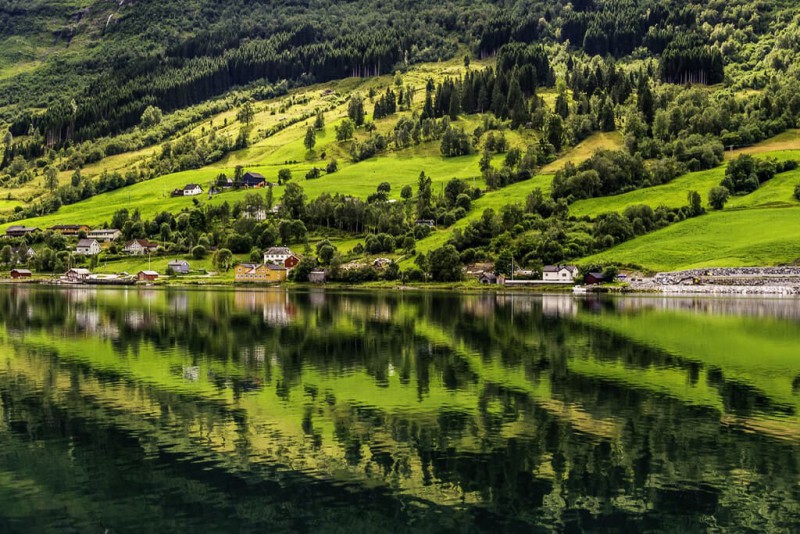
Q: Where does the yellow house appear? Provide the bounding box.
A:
[234,263,288,283]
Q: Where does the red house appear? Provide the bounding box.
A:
[284,255,300,269]
[10,269,32,279]
[137,270,159,282]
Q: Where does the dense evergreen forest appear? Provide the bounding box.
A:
[2,0,792,146]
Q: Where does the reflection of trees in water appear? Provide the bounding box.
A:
[0,287,798,530]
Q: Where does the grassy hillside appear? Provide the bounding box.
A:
[582,206,800,271]
[571,143,800,218]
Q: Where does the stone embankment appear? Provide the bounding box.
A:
[630,267,800,295]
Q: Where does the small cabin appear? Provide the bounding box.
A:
[478,272,498,284]
[137,270,159,282]
[584,272,605,285]
[10,269,32,279]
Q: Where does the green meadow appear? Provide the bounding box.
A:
[582,206,800,271]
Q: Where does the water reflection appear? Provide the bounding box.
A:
[0,287,798,532]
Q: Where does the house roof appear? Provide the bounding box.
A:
[125,239,157,248]
[168,260,189,265]
[6,226,39,232]
[543,265,579,273]
[68,268,92,275]
[77,239,98,247]
[184,184,201,189]
[266,264,287,271]
[243,172,266,179]
[89,228,120,234]
[11,269,32,274]
[139,270,159,276]
[587,272,604,278]
[50,225,88,230]
[265,247,293,255]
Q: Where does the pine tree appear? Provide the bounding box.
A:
[304,126,316,150]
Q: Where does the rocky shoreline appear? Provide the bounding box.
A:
[629,267,800,295]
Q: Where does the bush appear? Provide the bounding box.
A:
[708,186,730,210]
[191,245,207,259]
[794,184,800,202]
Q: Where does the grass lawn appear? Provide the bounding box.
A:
[570,167,724,218]
[570,149,800,218]
[581,206,800,271]
[540,131,623,174]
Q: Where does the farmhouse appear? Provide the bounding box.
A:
[5,226,40,238]
[10,269,32,279]
[264,247,296,266]
[543,265,579,283]
[167,260,190,274]
[137,270,159,282]
[76,239,102,256]
[88,229,121,242]
[234,263,288,283]
[241,172,267,188]
[123,239,158,255]
[49,224,91,236]
[182,184,203,196]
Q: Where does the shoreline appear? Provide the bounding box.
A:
[1,277,799,297]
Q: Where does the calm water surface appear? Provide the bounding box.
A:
[0,287,798,532]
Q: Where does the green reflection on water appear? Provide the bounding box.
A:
[0,287,797,532]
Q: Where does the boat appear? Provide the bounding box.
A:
[572,286,588,294]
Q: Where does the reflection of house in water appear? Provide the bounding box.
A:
[169,293,189,314]
[124,310,148,329]
[233,290,296,326]
[74,309,101,332]
[541,295,578,318]
[461,295,497,319]
[308,288,327,307]
[65,288,93,304]
[369,302,392,322]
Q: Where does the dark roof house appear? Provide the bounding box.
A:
[241,172,267,187]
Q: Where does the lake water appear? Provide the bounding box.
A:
[0,287,797,532]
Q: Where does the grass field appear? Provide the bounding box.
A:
[581,206,800,271]
[539,131,623,174]
[570,149,800,218]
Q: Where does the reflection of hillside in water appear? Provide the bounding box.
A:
[0,287,797,531]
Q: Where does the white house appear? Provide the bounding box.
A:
[542,265,579,283]
[88,229,121,242]
[10,246,36,264]
[182,184,203,196]
[123,239,159,256]
[263,247,294,265]
[76,239,102,256]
